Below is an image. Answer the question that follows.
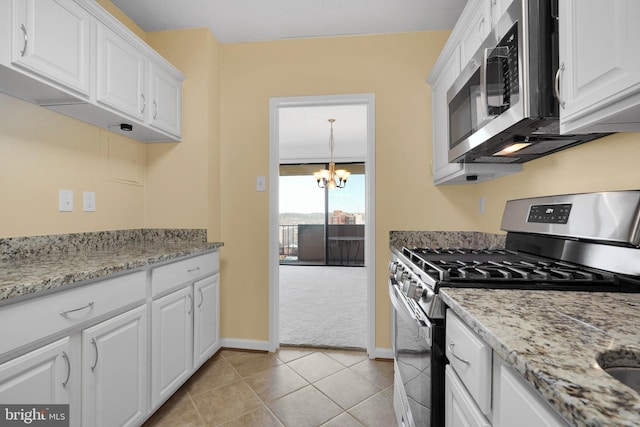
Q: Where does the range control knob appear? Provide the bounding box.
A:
[407,282,425,301]
[402,279,413,294]
[388,261,398,274]
[395,267,408,283]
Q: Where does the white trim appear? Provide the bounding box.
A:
[220,338,271,352]
[372,347,394,360]
[268,93,376,357]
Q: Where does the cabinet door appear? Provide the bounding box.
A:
[495,364,568,427]
[149,62,182,138]
[559,0,640,133]
[11,0,91,96]
[458,0,491,67]
[96,25,146,121]
[0,338,71,404]
[193,274,219,369]
[81,305,147,427]
[151,286,193,408]
[445,366,491,427]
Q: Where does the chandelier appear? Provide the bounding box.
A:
[313,119,350,189]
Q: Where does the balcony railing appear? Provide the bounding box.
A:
[279,224,364,266]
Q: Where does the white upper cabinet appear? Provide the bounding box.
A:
[11,0,91,97]
[458,0,491,68]
[558,0,640,133]
[0,0,184,142]
[148,62,182,139]
[97,25,146,121]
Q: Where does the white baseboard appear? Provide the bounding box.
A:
[372,347,393,360]
[220,338,271,352]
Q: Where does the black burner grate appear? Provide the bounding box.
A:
[403,247,618,287]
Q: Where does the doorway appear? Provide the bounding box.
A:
[268,94,376,356]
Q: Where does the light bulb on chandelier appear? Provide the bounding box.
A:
[313,119,350,189]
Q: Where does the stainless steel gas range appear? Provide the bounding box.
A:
[389,190,640,427]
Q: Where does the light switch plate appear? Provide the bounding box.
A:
[83,191,96,212]
[59,189,73,212]
[256,176,266,192]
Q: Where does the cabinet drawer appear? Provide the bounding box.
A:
[151,252,219,297]
[0,271,146,356]
[446,310,492,416]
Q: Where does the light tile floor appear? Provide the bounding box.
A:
[143,346,395,427]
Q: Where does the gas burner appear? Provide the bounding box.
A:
[402,246,624,288]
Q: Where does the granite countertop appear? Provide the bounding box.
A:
[441,288,640,427]
[0,229,223,304]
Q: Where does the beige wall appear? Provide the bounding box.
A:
[474,132,640,233]
[0,95,145,237]
[144,28,221,240]
[218,32,484,347]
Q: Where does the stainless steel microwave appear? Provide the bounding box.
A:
[446,0,605,164]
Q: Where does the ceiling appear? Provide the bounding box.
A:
[111,0,467,44]
[279,104,368,163]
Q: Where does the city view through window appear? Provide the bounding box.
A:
[279,164,365,266]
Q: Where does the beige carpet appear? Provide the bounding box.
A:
[279,265,367,349]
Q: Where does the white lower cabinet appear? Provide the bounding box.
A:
[493,361,568,427]
[445,309,569,427]
[445,365,490,427]
[150,252,221,410]
[0,337,71,404]
[151,273,221,409]
[0,249,220,427]
[151,286,194,407]
[193,273,220,369]
[81,305,147,427]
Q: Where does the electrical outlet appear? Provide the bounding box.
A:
[83,191,96,212]
[59,189,73,212]
[479,196,485,214]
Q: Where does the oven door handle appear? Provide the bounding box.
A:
[389,277,433,346]
[388,277,417,323]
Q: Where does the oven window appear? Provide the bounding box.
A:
[394,302,432,426]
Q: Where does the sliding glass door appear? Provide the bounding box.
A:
[279,163,365,266]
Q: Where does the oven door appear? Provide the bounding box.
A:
[389,278,445,427]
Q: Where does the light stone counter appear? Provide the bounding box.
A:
[389,230,506,251]
[441,288,640,427]
[0,229,223,303]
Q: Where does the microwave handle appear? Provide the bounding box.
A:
[482,46,510,115]
[480,48,491,123]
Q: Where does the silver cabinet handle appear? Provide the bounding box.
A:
[153,100,158,120]
[448,342,470,365]
[198,288,204,308]
[60,301,94,317]
[20,24,27,56]
[62,351,71,388]
[187,267,200,275]
[140,93,146,114]
[554,62,565,109]
[90,338,99,372]
[187,293,193,314]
